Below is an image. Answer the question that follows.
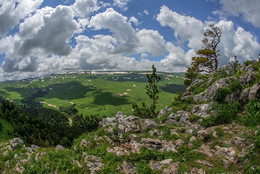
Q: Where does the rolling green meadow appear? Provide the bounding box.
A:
[0,71,185,117]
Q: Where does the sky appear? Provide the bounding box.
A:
[0,0,260,81]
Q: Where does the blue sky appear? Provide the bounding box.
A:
[0,0,260,81]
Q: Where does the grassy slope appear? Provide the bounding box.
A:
[0,72,184,117]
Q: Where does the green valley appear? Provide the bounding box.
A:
[0,72,185,117]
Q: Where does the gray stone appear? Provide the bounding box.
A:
[249,83,260,99]
[150,159,173,170]
[215,146,236,162]
[222,159,230,169]
[240,72,255,86]
[148,129,164,137]
[165,111,191,125]
[119,161,137,174]
[225,91,241,103]
[193,77,233,102]
[10,138,24,149]
[30,145,39,152]
[246,64,256,73]
[192,104,212,118]
[56,145,64,151]
[158,106,173,118]
[162,162,180,174]
[240,87,251,103]
[181,90,192,101]
[80,138,91,148]
[174,139,185,149]
[139,119,158,132]
[84,155,104,174]
[189,136,197,143]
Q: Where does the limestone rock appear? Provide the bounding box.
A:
[84,155,104,174]
[158,106,173,118]
[249,83,260,99]
[80,138,91,148]
[119,161,137,174]
[192,104,212,118]
[10,138,24,149]
[148,129,164,137]
[240,87,251,103]
[165,111,191,125]
[56,145,64,151]
[162,162,180,174]
[35,152,47,161]
[195,160,214,168]
[215,146,236,162]
[139,119,158,132]
[140,138,177,152]
[150,159,173,170]
[240,72,255,86]
[193,77,233,102]
[174,139,185,149]
[189,136,197,143]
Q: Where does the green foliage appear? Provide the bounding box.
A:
[229,79,243,91]
[229,56,240,73]
[0,121,2,133]
[132,102,153,118]
[184,67,199,86]
[189,115,201,123]
[213,87,231,103]
[242,129,260,173]
[59,104,78,116]
[201,102,240,127]
[243,98,260,127]
[189,85,207,95]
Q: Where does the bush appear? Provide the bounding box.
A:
[214,87,231,103]
[243,98,260,127]
[201,102,240,127]
[0,121,2,133]
[229,79,243,91]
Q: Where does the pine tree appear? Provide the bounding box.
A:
[132,65,161,118]
[146,65,161,117]
[185,24,222,86]
[191,24,222,73]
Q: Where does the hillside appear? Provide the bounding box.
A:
[0,60,259,173]
[0,72,185,117]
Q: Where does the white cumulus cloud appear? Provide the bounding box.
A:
[216,0,260,28]
[0,0,43,36]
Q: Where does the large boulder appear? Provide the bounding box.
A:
[240,72,255,86]
[240,87,251,103]
[249,83,260,99]
[99,112,157,138]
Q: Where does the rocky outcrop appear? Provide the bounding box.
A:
[165,111,191,125]
[193,77,233,102]
[84,154,104,174]
[249,83,260,99]
[99,111,157,138]
[192,104,212,118]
